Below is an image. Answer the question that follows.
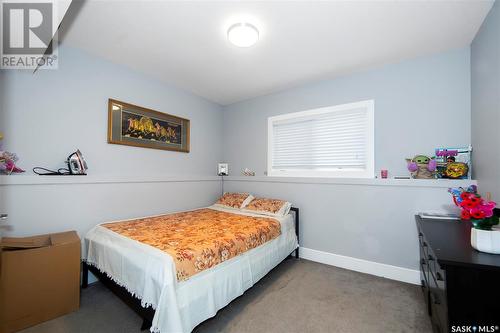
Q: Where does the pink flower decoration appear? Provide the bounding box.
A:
[479,201,496,218]
[470,207,486,219]
[449,186,497,222]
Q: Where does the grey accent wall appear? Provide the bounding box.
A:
[223,48,471,177]
[224,178,466,271]
[222,48,472,271]
[0,45,223,176]
[0,178,221,237]
[0,46,224,238]
[0,37,478,276]
[471,1,500,200]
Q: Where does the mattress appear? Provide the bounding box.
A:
[85,205,298,333]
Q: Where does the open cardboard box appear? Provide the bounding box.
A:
[0,231,80,333]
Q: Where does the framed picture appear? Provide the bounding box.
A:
[107,99,190,153]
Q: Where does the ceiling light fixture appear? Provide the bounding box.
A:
[227,23,259,47]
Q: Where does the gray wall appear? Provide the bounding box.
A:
[0,178,220,238]
[224,178,466,272]
[0,46,223,238]
[0,45,223,176]
[0,38,478,277]
[471,1,500,201]
[222,48,472,271]
[223,48,471,177]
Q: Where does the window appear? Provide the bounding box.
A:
[267,100,374,178]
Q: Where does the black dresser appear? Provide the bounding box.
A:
[416,215,500,333]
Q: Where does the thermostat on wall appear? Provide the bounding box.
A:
[218,163,229,176]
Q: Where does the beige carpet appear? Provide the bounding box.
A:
[20,259,432,333]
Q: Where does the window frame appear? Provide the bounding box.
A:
[267,100,375,178]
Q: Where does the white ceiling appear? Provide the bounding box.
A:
[61,0,493,105]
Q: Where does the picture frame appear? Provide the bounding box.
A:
[107,99,190,153]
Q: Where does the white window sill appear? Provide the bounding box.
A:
[223,176,477,188]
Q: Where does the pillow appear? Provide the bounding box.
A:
[243,197,292,217]
[214,192,254,209]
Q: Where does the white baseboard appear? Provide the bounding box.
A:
[299,247,420,285]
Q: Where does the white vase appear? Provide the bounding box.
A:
[470,226,500,254]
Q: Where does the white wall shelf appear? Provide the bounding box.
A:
[224,176,477,188]
[0,175,220,186]
[1,174,476,188]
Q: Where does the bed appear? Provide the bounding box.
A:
[82,204,299,333]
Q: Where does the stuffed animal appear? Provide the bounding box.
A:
[406,155,437,179]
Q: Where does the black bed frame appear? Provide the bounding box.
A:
[81,207,299,331]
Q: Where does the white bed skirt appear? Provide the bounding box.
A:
[85,206,298,333]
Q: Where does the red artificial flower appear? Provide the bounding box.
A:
[460,199,472,208]
[470,208,486,219]
[469,196,481,206]
[460,192,481,201]
[460,198,480,209]
[460,192,470,200]
[461,209,471,220]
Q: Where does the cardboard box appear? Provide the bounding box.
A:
[0,231,80,333]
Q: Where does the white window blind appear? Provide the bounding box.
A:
[268,100,374,178]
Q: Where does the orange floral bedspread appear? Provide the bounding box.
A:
[103,208,281,281]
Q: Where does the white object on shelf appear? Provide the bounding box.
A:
[471,226,500,254]
[418,212,459,220]
[218,163,229,176]
[242,168,255,176]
